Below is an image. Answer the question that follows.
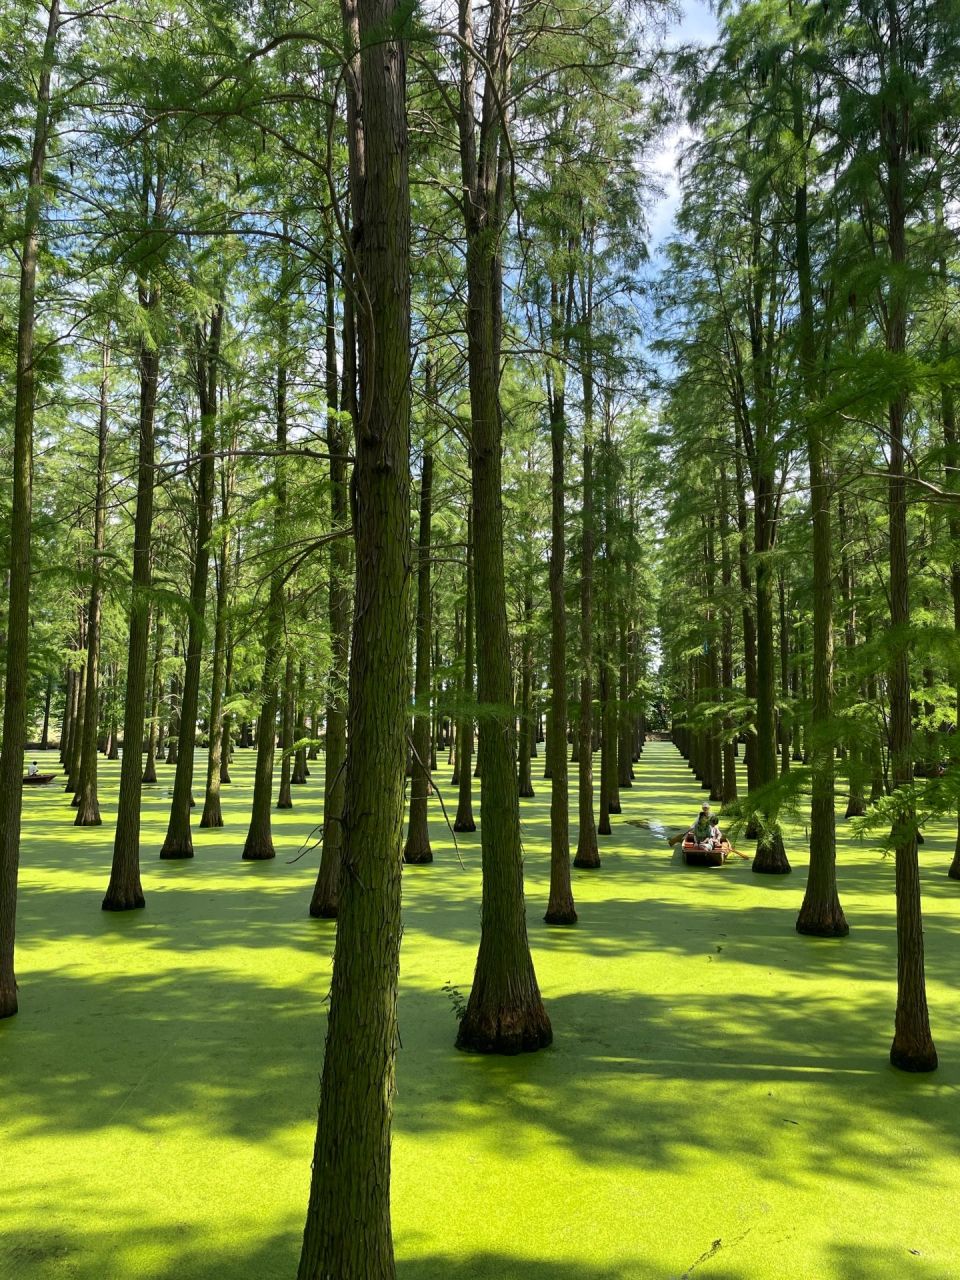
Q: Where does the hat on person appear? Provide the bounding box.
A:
[700,803,711,813]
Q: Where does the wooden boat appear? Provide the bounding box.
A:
[681,837,731,867]
[22,772,58,786]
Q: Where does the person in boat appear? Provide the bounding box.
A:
[689,803,722,849]
[27,761,38,777]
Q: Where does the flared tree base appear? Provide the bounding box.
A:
[544,904,577,925]
[608,799,621,815]
[796,902,849,936]
[403,846,433,865]
[277,798,293,810]
[519,784,535,799]
[845,798,866,818]
[573,850,601,869]
[890,1040,938,1072]
[753,832,791,874]
[160,844,194,860]
[451,769,460,786]
[308,898,338,919]
[142,766,157,785]
[75,807,102,827]
[453,816,476,832]
[948,853,960,880]
[0,983,18,1019]
[456,1002,553,1055]
[101,889,146,911]
[198,807,224,828]
[598,816,611,835]
[242,842,276,861]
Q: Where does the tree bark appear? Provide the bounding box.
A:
[142,613,164,785]
[544,326,575,924]
[453,0,551,1054]
[160,305,222,859]
[199,458,234,827]
[103,228,161,911]
[242,331,287,861]
[76,336,111,825]
[884,100,936,1070]
[0,0,59,1014]
[404,449,434,863]
[297,0,411,1266]
[791,117,846,932]
[310,249,351,916]
[276,651,295,810]
[454,509,477,831]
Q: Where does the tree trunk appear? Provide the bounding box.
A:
[0,0,59,1015]
[40,675,52,750]
[103,263,160,911]
[76,337,111,826]
[544,338,576,924]
[199,468,234,827]
[292,660,308,784]
[243,334,288,862]
[792,100,846,929]
[453,508,476,831]
[517,589,535,798]
[751,468,790,874]
[160,306,222,859]
[404,449,434,863]
[276,651,295,810]
[453,0,551,1055]
[574,428,600,865]
[885,117,936,1071]
[143,613,164,785]
[297,0,411,1266]
[310,249,351,916]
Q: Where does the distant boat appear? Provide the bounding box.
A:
[22,773,57,786]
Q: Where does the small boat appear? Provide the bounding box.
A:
[22,772,58,786]
[681,837,731,867]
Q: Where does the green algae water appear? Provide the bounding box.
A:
[2,741,958,1279]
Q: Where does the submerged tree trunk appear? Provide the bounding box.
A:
[292,660,308,784]
[297,0,411,1269]
[75,337,111,826]
[885,121,936,1072]
[276,650,295,810]
[0,0,60,1015]
[453,0,551,1054]
[517,589,535,798]
[103,257,161,912]
[199,455,234,828]
[574,386,600,867]
[142,613,164,785]
[544,326,575,925]
[243,329,288,862]
[160,305,222,859]
[454,508,476,832]
[404,448,434,863]
[792,129,846,933]
[310,249,351,917]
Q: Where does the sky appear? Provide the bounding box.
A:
[646,0,718,251]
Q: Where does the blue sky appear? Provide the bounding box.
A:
[647,0,718,250]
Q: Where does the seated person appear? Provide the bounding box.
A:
[27,760,39,777]
[689,803,722,849]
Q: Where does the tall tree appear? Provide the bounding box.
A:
[297,0,412,1266]
[0,0,61,1015]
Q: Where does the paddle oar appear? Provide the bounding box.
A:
[667,831,688,846]
[725,844,752,861]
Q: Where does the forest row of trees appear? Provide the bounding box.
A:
[2,0,959,1274]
